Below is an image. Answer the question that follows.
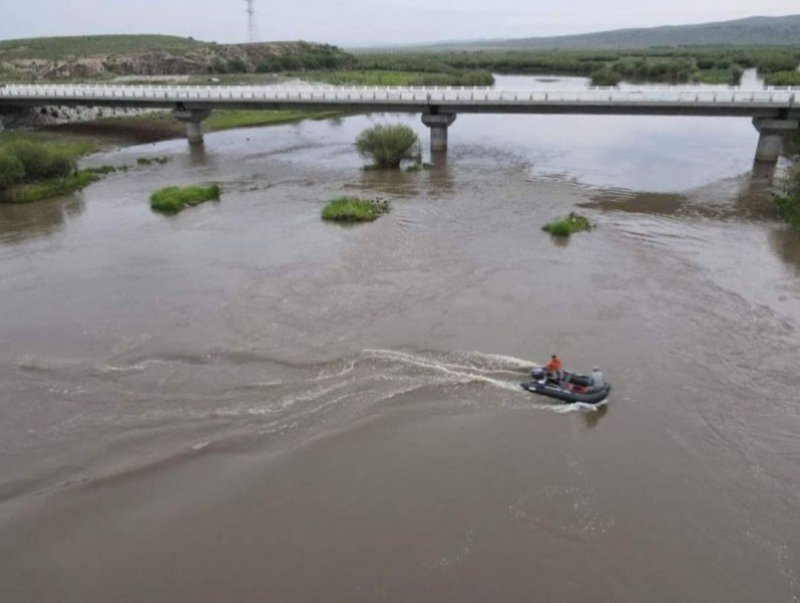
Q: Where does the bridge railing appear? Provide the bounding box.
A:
[0,84,797,107]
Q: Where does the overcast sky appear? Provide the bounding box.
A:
[1,1,798,47]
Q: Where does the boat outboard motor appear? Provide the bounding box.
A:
[531,367,546,381]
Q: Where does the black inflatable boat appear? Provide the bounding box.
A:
[521,368,610,405]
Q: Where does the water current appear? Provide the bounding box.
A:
[0,74,798,601]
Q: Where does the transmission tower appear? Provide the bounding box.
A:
[245,0,259,43]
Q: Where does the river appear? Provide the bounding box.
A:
[0,75,799,601]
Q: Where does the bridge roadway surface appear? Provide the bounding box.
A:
[1,83,799,118]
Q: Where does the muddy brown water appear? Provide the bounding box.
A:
[1,76,799,601]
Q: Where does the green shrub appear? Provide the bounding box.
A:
[150,184,221,214]
[322,197,390,222]
[227,57,248,73]
[7,141,75,179]
[590,67,622,86]
[211,58,228,74]
[0,151,26,190]
[542,213,592,237]
[355,124,419,169]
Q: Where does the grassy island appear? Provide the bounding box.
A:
[150,184,221,213]
[321,197,390,222]
[542,213,592,237]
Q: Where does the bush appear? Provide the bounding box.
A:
[0,151,26,190]
[150,184,221,214]
[7,141,76,179]
[321,197,390,222]
[228,57,248,73]
[211,58,228,74]
[542,213,592,237]
[355,124,419,169]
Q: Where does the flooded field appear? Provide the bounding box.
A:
[1,76,799,601]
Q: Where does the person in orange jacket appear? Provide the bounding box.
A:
[545,354,563,383]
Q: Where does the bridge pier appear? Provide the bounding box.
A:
[752,117,798,179]
[172,108,212,145]
[422,113,457,152]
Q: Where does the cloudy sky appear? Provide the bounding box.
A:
[1,0,798,46]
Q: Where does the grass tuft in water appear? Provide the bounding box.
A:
[150,184,221,214]
[137,156,170,166]
[321,197,391,222]
[356,124,420,169]
[542,212,592,237]
[2,171,98,204]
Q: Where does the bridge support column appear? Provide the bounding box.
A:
[172,108,212,145]
[752,117,798,179]
[422,113,457,153]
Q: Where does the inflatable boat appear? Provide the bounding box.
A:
[521,368,610,405]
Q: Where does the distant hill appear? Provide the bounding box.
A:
[0,35,204,60]
[395,14,800,51]
[0,35,353,80]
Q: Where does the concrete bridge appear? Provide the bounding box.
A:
[1,83,798,176]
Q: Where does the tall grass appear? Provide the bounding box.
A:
[356,124,419,169]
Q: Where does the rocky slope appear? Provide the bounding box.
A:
[0,36,353,80]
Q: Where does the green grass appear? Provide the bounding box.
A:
[321,197,390,222]
[354,47,800,85]
[542,213,592,237]
[0,35,203,61]
[763,71,800,86]
[0,136,103,203]
[1,170,97,204]
[0,131,97,159]
[295,69,494,87]
[150,184,221,214]
[204,110,342,132]
[694,67,743,85]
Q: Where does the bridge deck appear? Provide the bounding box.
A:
[1,84,798,118]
